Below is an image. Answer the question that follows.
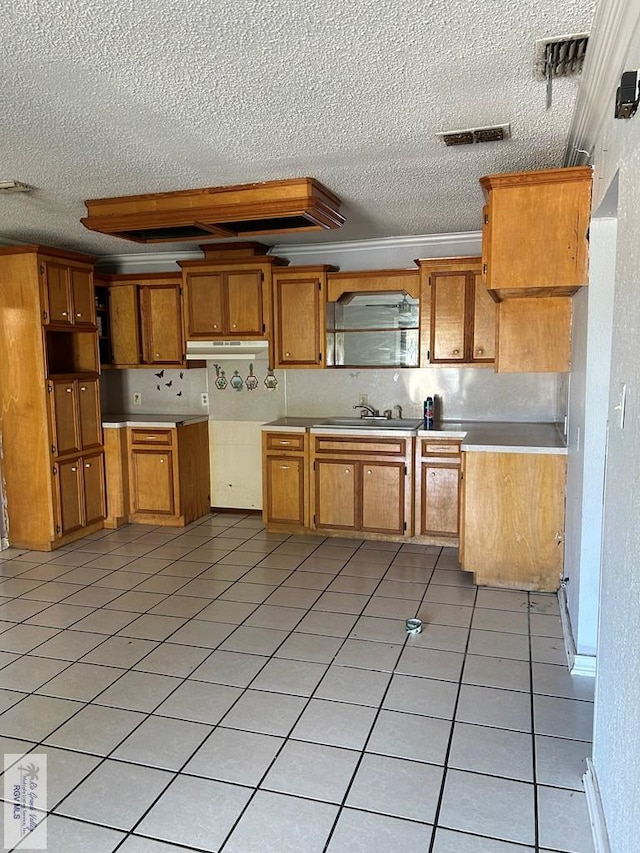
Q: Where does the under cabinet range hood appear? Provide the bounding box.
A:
[81,178,344,243]
[185,340,270,360]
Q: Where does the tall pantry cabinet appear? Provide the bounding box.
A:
[0,245,106,550]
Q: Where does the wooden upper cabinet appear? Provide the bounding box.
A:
[431,272,466,362]
[179,247,287,340]
[139,283,184,365]
[479,167,592,300]
[100,273,185,368]
[108,284,141,366]
[182,265,268,338]
[417,257,495,366]
[70,268,96,326]
[40,259,95,326]
[185,273,225,336]
[273,266,335,368]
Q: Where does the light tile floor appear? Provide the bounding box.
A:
[0,514,595,852]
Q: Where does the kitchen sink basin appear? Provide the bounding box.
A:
[319,417,423,430]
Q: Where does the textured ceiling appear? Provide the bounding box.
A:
[1,0,595,257]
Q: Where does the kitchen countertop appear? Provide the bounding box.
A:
[262,418,567,454]
[102,413,209,428]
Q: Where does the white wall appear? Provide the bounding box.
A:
[585,23,640,852]
[564,217,616,662]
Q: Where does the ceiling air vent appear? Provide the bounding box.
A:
[535,33,589,108]
[81,178,344,243]
[437,124,510,146]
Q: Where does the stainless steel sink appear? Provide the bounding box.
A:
[319,417,423,430]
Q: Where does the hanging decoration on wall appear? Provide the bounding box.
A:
[264,368,278,390]
[230,370,244,391]
[213,364,228,390]
[245,363,259,391]
[155,369,165,378]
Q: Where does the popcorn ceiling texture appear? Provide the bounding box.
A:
[1,0,594,256]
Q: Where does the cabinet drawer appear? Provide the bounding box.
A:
[420,440,461,458]
[314,435,409,457]
[266,433,305,452]
[130,428,174,447]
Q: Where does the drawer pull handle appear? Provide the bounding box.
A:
[279,465,290,470]
[279,441,291,445]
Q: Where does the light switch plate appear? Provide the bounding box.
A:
[133,392,142,405]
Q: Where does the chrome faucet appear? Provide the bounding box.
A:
[353,404,379,418]
[393,404,403,419]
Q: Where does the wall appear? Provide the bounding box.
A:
[582,21,640,852]
[564,217,616,663]
[101,366,208,415]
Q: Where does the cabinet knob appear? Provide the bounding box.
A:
[76,312,83,318]
[476,348,484,355]
[70,466,77,472]
[66,387,73,393]
[160,458,164,463]
[155,353,160,357]
[61,311,68,317]
[85,463,91,468]
[80,386,86,392]
[213,324,218,329]
[285,352,291,357]
[452,349,460,355]
[345,468,351,474]
[366,469,372,475]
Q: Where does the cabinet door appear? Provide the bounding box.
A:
[430,272,466,362]
[43,261,72,325]
[109,285,141,365]
[471,272,496,362]
[360,461,405,535]
[421,462,460,536]
[131,449,175,514]
[265,456,305,526]
[314,460,356,530]
[274,276,322,366]
[185,273,225,337]
[70,268,95,326]
[55,458,84,536]
[226,270,263,335]
[77,380,103,450]
[49,380,81,456]
[140,285,183,365]
[82,453,106,525]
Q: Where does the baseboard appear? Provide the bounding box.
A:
[558,586,597,677]
[584,758,611,853]
[571,654,597,677]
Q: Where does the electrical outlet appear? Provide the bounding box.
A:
[358,394,368,406]
[133,392,142,405]
[201,392,209,406]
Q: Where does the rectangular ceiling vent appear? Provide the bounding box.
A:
[436,124,510,147]
[81,178,344,243]
[535,34,589,81]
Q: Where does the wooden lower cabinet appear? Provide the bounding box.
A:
[414,438,461,542]
[311,434,412,538]
[108,421,210,527]
[460,450,567,591]
[130,449,175,515]
[54,452,106,538]
[262,431,309,532]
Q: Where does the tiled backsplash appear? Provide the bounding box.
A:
[102,360,564,424]
[101,367,209,415]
